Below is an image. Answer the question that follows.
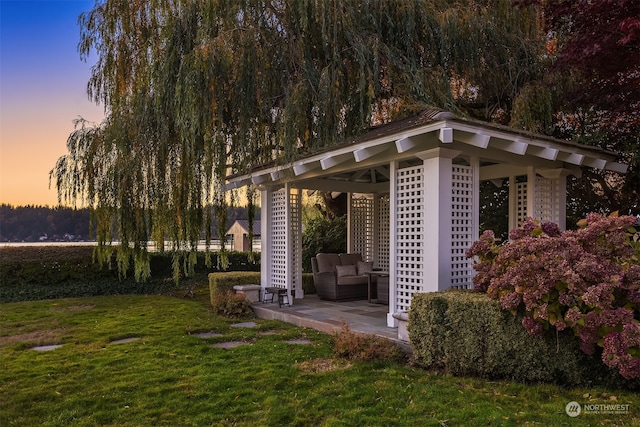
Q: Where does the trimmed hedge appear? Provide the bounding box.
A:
[209,272,261,304]
[0,246,259,303]
[208,271,316,306]
[409,290,637,389]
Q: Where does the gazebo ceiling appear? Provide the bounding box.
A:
[226,109,627,192]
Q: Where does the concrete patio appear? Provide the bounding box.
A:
[251,295,402,343]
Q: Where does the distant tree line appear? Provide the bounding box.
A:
[0,204,258,243]
[0,205,92,242]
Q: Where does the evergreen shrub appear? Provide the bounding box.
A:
[0,246,260,302]
[208,271,261,305]
[409,290,637,389]
[208,272,317,306]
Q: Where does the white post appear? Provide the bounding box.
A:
[373,194,380,269]
[538,168,570,230]
[508,175,517,232]
[387,161,398,327]
[470,156,480,244]
[556,174,567,230]
[284,184,292,303]
[260,188,272,293]
[526,166,536,221]
[291,186,303,299]
[346,192,353,253]
[418,148,460,292]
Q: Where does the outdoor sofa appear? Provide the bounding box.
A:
[311,253,372,301]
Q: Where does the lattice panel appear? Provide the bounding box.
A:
[451,165,474,289]
[376,194,390,271]
[350,194,374,261]
[515,181,528,226]
[289,188,302,293]
[395,165,424,312]
[534,176,558,223]
[269,189,287,288]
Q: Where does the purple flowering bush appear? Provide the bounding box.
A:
[466,213,640,380]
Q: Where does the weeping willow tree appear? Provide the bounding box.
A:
[51,0,545,281]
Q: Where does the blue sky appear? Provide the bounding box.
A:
[1,0,104,206]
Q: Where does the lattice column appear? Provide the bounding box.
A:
[533,176,555,223]
[349,193,374,261]
[287,185,303,299]
[450,163,475,289]
[269,188,288,289]
[264,185,302,302]
[509,170,567,231]
[375,194,390,271]
[509,178,528,230]
[394,164,425,313]
[533,173,566,229]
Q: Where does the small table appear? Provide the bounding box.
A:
[366,271,389,303]
[264,287,289,308]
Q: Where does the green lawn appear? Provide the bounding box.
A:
[1,294,638,426]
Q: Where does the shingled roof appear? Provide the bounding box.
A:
[226,109,627,191]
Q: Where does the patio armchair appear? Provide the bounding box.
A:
[311,253,371,301]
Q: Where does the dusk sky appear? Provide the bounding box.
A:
[1,0,104,207]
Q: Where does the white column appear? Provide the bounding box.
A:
[418,148,460,292]
[470,156,480,244]
[284,184,292,303]
[260,188,272,292]
[508,175,518,232]
[526,166,536,221]
[346,192,353,253]
[373,194,380,269]
[538,168,570,230]
[387,161,398,327]
[556,174,567,230]
[289,185,303,299]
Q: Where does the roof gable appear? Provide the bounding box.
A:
[227,220,261,235]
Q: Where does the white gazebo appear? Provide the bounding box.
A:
[225,109,627,331]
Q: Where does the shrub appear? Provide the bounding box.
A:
[466,213,640,380]
[0,246,259,303]
[211,291,254,318]
[333,324,407,363]
[409,291,636,388]
[302,215,347,272]
[208,272,261,305]
[208,272,316,306]
[0,246,183,302]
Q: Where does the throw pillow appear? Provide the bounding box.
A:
[336,264,357,277]
[356,260,374,275]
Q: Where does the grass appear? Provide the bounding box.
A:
[1,294,639,426]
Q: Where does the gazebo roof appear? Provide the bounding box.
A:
[226,109,627,192]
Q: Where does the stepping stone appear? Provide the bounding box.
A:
[31,344,63,351]
[193,332,223,338]
[230,322,258,328]
[110,337,141,345]
[212,341,250,349]
[259,331,279,336]
[285,339,312,345]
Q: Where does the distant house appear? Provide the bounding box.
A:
[226,220,261,252]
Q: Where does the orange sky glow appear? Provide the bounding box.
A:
[0,1,104,207]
